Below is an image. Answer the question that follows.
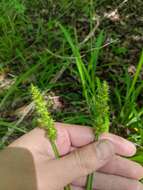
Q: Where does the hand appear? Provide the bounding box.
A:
[9,123,143,190]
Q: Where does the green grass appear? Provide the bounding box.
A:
[59,23,110,132]
[0,0,143,167]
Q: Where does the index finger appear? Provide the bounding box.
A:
[9,122,95,157]
[55,122,94,156]
[56,122,95,147]
[55,123,136,157]
[99,133,136,157]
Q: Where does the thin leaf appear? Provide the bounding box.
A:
[88,30,105,81]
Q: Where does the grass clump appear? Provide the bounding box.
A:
[59,23,110,132]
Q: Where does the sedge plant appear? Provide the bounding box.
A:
[86,79,110,190]
[59,24,110,190]
[31,84,71,190]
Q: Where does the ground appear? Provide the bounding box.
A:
[0,0,143,162]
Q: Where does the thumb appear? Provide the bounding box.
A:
[46,140,115,189]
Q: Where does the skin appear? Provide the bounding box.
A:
[9,122,143,190]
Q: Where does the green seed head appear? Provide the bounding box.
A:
[31,84,57,140]
[93,79,110,139]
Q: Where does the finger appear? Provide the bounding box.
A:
[70,147,143,180]
[10,123,94,157]
[50,122,95,156]
[69,132,136,158]
[9,123,136,159]
[58,122,94,147]
[73,172,143,190]
[43,140,115,189]
[99,155,143,180]
[56,124,136,157]
[99,133,136,156]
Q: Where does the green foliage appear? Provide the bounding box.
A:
[112,45,128,56]
[31,84,57,141]
[10,0,26,14]
[131,151,143,165]
[113,51,143,128]
[59,24,110,135]
[0,0,25,16]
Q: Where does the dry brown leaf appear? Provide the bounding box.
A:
[104,9,120,22]
[128,65,136,75]
[0,72,15,92]
[50,96,64,110]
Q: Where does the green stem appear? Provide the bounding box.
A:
[50,139,60,158]
[86,173,94,190]
[50,140,72,190]
[86,133,96,190]
[64,185,71,190]
[86,127,109,190]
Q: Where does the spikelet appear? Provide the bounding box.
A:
[31,84,57,141]
[94,79,110,139]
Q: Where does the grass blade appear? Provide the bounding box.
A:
[58,23,91,90]
[0,120,26,133]
[88,30,105,82]
[126,50,143,101]
[121,50,143,118]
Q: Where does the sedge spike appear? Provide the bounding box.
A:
[31,84,57,141]
[94,79,110,139]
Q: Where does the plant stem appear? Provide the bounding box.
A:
[50,140,72,190]
[86,128,109,190]
[50,139,60,158]
[64,185,71,190]
[86,173,94,190]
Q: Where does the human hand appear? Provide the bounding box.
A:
[9,123,143,190]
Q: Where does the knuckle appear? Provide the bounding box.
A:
[73,149,91,175]
[95,140,114,162]
[135,181,143,190]
[132,164,143,180]
[128,181,142,190]
[71,140,115,177]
